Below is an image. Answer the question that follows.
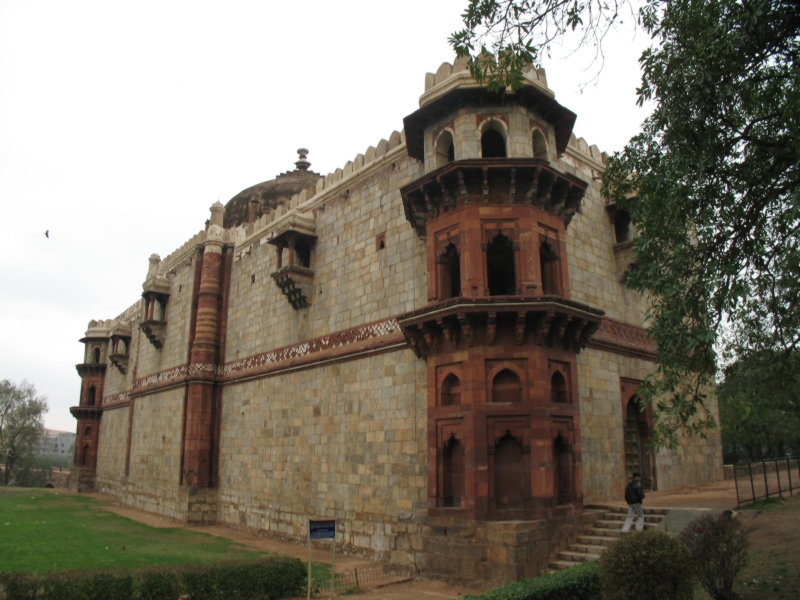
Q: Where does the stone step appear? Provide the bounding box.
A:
[594,519,661,530]
[577,535,617,548]
[586,504,668,516]
[549,560,582,571]
[591,527,623,538]
[568,543,607,555]
[603,513,663,523]
[558,550,601,563]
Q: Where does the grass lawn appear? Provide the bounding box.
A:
[0,488,310,574]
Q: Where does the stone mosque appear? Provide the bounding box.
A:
[70,57,723,583]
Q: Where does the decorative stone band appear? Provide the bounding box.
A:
[586,317,657,360]
[101,318,404,404]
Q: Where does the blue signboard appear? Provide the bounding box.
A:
[309,519,336,540]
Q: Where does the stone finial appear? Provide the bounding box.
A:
[209,202,226,228]
[147,254,161,279]
[295,148,311,171]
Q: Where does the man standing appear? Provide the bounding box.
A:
[621,472,646,532]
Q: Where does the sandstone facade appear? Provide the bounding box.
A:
[71,58,723,584]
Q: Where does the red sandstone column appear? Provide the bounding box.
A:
[182,202,226,487]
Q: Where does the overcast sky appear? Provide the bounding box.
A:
[0,0,651,432]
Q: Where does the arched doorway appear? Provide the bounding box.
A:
[553,433,573,505]
[486,233,516,295]
[441,435,464,508]
[624,397,654,490]
[494,432,524,509]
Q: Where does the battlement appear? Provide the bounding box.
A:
[420,57,552,108]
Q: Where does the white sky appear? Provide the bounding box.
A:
[0,0,652,432]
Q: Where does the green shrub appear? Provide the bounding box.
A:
[137,569,181,600]
[679,512,748,600]
[598,530,694,600]
[0,557,306,600]
[462,561,601,600]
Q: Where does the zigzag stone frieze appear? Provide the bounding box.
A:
[101,318,403,404]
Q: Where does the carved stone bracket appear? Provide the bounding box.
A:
[108,353,129,374]
[398,297,603,359]
[271,266,314,310]
[401,159,589,237]
[139,320,167,349]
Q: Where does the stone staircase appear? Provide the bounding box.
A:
[548,505,668,571]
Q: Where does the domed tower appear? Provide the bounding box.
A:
[70,320,110,491]
[223,149,323,228]
[398,58,603,520]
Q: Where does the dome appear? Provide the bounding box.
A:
[223,149,322,228]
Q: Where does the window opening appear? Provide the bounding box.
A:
[92,347,101,363]
[533,129,548,159]
[614,209,632,243]
[492,369,522,403]
[441,373,462,406]
[81,444,90,466]
[87,386,96,407]
[435,130,455,168]
[486,233,515,295]
[441,243,461,299]
[481,126,506,158]
[295,240,311,268]
[551,371,568,403]
[442,435,464,508]
[84,426,92,436]
[494,432,524,509]
[539,239,560,295]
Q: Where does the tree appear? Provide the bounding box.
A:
[717,350,800,462]
[0,380,48,485]
[451,0,800,448]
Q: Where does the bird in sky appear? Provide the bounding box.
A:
[44,230,49,238]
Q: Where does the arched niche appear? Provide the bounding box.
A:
[434,129,455,168]
[533,128,549,159]
[551,371,568,403]
[440,242,461,299]
[539,238,561,296]
[480,120,507,158]
[493,432,524,509]
[486,233,516,295]
[84,426,92,437]
[81,444,90,466]
[440,373,462,406]
[87,386,96,407]
[92,347,101,364]
[492,369,522,403]
[441,434,464,508]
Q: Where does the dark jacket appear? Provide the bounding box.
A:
[625,480,645,505]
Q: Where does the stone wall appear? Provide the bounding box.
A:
[216,348,427,558]
[224,156,426,364]
[95,404,130,488]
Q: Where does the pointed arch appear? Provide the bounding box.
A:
[441,435,464,508]
[92,347,101,364]
[440,242,461,299]
[551,371,568,403]
[486,233,516,295]
[87,386,96,407]
[441,373,462,406]
[494,432,524,509]
[492,369,522,403]
[434,129,455,168]
[480,119,507,158]
[533,128,549,159]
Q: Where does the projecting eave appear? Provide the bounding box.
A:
[403,85,577,162]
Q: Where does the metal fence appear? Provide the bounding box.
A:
[734,456,800,507]
[321,566,411,593]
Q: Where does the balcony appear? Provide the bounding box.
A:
[401,159,589,237]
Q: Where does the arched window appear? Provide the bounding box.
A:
[295,239,311,268]
[494,432,524,509]
[87,386,96,407]
[442,435,464,508]
[553,433,573,504]
[551,371,568,403]
[440,243,461,299]
[614,209,631,243]
[435,130,455,168]
[441,373,462,406]
[81,444,90,466]
[492,369,522,403]
[487,233,515,295]
[539,239,560,295]
[92,347,101,363]
[481,125,507,158]
[533,129,548,159]
[84,426,92,437]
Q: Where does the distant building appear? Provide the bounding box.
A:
[35,429,76,458]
